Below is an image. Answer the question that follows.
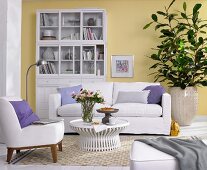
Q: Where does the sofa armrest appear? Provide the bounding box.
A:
[161,93,171,125]
[49,93,61,119]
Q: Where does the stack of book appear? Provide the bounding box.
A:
[39,62,56,74]
[40,13,50,26]
[83,28,98,40]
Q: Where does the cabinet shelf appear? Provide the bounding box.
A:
[61,60,73,61]
[46,60,58,62]
[40,26,58,28]
[61,26,80,28]
[83,60,95,61]
[83,26,103,28]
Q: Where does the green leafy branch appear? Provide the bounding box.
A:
[144,0,207,89]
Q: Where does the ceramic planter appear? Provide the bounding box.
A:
[169,87,198,126]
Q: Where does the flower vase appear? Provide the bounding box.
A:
[81,101,95,123]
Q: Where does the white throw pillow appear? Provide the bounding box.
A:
[115,91,150,104]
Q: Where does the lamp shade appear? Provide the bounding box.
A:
[36,59,47,66]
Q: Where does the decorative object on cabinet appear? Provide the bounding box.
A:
[111,55,134,78]
[42,47,55,60]
[41,30,56,40]
[96,18,102,26]
[87,18,95,26]
[26,59,47,101]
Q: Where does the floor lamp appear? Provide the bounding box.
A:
[26,59,47,101]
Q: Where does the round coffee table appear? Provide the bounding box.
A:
[70,119,129,151]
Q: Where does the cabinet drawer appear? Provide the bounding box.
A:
[37,78,82,85]
[37,79,59,85]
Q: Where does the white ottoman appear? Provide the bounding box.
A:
[130,141,179,170]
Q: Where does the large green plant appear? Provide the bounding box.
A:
[144,0,207,89]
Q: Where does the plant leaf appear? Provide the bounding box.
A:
[183,2,187,11]
[200,31,206,34]
[143,22,153,29]
[198,37,204,44]
[167,0,176,11]
[199,81,207,86]
[150,54,160,61]
[151,14,158,22]
[199,24,207,29]
[181,12,187,19]
[155,24,168,30]
[193,3,202,15]
[157,11,166,16]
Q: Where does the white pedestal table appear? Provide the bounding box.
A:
[70,119,129,151]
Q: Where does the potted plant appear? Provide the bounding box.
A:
[143,0,207,125]
[72,89,104,123]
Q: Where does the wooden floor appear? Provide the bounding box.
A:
[0,116,207,170]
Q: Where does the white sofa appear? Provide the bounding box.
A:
[49,82,171,135]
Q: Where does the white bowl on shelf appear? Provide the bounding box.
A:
[43,30,55,37]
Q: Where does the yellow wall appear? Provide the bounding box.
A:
[22,0,207,114]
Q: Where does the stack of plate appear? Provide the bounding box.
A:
[41,30,56,40]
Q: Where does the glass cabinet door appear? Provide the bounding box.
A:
[96,45,104,76]
[61,46,74,74]
[74,46,81,74]
[39,46,59,74]
[82,46,95,74]
[82,12,103,40]
[39,13,59,41]
[61,12,81,40]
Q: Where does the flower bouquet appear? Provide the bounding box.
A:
[72,89,104,123]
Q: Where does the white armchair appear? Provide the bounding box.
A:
[0,97,64,163]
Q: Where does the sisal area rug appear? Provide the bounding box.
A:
[13,134,207,166]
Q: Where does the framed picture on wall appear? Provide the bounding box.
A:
[111,55,134,77]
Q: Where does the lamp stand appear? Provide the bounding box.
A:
[26,64,36,101]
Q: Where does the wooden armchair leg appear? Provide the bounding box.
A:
[7,148,14,163]
[51,145,57,163]
[58,141,62,151]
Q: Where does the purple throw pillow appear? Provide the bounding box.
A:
[57,85,82,105]
[10,100,40,128]
[143,85,165,104]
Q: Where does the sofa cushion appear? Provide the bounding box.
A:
[9,100,40,128]
[116,91,150,104]
[144,85,165,104]
[57,85,82,105]
[57,103,111,117]
[112,103,162,117]
[113,82,160,104]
